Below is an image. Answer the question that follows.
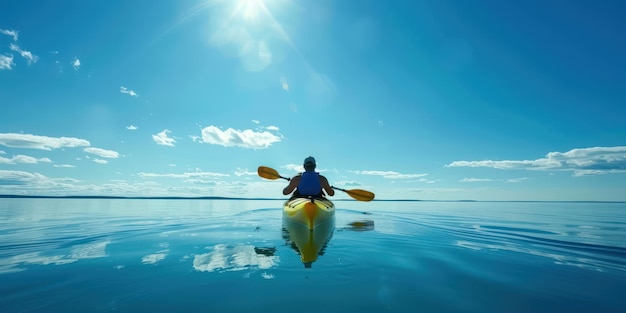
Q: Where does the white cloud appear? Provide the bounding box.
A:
[252,120,260,124]
[448,160,550,170]
[84,147,119,159]
[0,54,14,70]
[72,57,80,70]
[284,163,305,172]
[447,146,626,176]
[93,159,108,164]
[0,169,286,198]
[572,169,626,177]
[282,163,334,174]
[54,164,75,168]
[126,125,138,130]
[460,178,494,183]
[0,155,51,164]
[120,86,139,97]
[0,170,45,184]
[9,43,38,65]
[265,125,279,131]
[185,179,218,185]
[234,168,257,176]
[138,172,229,179]
[0,29,18,41]
[507,177,529,183]
[0,133,90,150]
[334,180,363,187]
[152,129,176,147]
[199,125,280,149]
[352,170,428,179]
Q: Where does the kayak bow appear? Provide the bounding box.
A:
[283,197,335,231]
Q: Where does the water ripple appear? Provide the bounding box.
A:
[362,202,626,274]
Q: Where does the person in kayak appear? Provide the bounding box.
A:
[283,156,335,198]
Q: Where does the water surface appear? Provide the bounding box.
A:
[1,199,625,312]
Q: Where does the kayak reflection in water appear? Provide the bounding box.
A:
[283,156,335,198]
[282,217,334,268]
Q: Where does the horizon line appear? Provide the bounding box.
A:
[0,194,624,203]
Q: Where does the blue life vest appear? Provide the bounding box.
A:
[297,171,322,196]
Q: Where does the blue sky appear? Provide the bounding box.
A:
[1,0,625,201]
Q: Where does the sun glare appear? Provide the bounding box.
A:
[154,0,300,73]
[234,0,266,20]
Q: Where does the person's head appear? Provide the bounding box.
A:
[303,156,316,171]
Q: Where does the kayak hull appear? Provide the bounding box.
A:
[283,197,335,230]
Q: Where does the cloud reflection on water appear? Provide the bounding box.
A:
[141,251,169,265]
[192,244,279,274]
[0,240,110,274]
[141,242,171,265]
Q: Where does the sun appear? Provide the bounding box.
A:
[152,0,297,72]
[233,0,267,21]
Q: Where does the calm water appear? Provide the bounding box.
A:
[1,199,625,313]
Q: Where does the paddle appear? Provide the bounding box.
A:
[257,166,375,202]
[257,166,291,181]
[330,186,375,202]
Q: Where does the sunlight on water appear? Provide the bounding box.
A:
[0,199,625,313]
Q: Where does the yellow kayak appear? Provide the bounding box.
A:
[283,197,335,267]
[283,197,335,230]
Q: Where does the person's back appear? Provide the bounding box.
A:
[297,171,322,196]
[283,156,334,198]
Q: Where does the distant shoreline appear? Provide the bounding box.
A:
[0,195,624,203]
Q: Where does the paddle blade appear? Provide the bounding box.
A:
[258,166,284,180]
[345,189,375,202]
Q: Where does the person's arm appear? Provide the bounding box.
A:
[282,175,301,195]
[320,175,334,196]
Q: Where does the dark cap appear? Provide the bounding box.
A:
[304,156,316,166]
